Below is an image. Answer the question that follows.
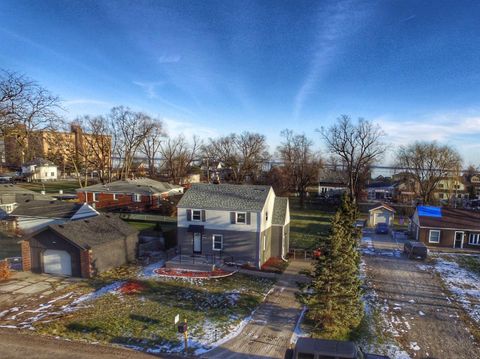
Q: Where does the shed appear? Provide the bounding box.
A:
[22,214,138,277]
[369,203,396,227]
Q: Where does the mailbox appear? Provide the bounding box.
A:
[178,322,187,334]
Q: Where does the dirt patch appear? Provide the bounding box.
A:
[364,253,480,358]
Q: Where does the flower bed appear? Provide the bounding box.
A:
[154,267,235,279]
[118,281,147,294]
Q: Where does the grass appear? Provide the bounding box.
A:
[17,180,81,194]
[36,268,274,352]
[289,209,333,249]
[447,255,480,276]
[125,220,176,233]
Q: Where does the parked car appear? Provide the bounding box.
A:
[355,219,367,229]
[375,222,389,234]
[403,240,428,260]
[288,338,391,359]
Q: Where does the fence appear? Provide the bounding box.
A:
[288,248,314,260]
[119,213,176,223]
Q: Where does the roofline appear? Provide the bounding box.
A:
[26,224,87,250]
[369,205,396,213]
[177,205,262,212]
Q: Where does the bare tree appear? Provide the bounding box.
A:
[78,115,112,184]
[159,135,200,184]
[0,69,62,164]
[203,132,269,183]
[139,118,165,177]
[320,115,386,202]
[108,106,157,180]
[396,141,462,204]
[278,129,321,207]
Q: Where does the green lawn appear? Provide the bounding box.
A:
[36,272,274,353]
[17,181,82,194]
[289,209,334,250]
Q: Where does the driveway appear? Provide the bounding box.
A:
[0,271,77,308]
[362,231,480,358]
[203,260,311,359]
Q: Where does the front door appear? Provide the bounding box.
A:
[454,231,464,249]
[193,232,202,254]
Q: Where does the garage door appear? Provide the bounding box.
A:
[43,249,72,276]
[374,212,390,225]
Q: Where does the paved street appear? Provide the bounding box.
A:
[363,231,480,358]
[0,328,174,359]
[203,259,311,359]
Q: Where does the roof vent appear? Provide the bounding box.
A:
[84,219,89,223]
[58,224,64,228]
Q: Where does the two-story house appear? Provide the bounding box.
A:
[176,183,290,269]
[21,158,58,182]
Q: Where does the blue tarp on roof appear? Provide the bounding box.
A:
[418,206,442,218]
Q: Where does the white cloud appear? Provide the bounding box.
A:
[158,54,182,64]
[133,81,165,98]
[162,117,218,140]
[374,112,480,164]
[293,0,373,120]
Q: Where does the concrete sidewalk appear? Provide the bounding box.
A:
[203,259,312,359]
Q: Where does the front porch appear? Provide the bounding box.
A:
[165,254,224,272]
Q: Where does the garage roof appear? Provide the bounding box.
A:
[47,214,138,250]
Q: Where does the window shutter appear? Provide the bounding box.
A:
[246,212,251,225]
[201,210,206,222]
[230,212,236,224]
[187,209,192,221]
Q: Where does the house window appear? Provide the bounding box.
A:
[439,193,444,199]
[92,192,98,202]
[51,172,55,176]
[192,210,202,221]
[429,230,441,243]
[469,233,480,245]
[438,184,444,189]
[44,172,48,177]
[133,194,142,202]
[265,211,269,221]
[263,234,266,251]
[113,193,118,201]
[212,234,223,251]
[236,212,246,224]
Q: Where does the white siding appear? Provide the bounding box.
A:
[16,217,66,234]
[71,203,99,220]
[178,207,259,232]
[260,188,275,232]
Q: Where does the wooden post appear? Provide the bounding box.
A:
[183,319,188,353]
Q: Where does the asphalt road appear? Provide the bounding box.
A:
[0,328,174,359]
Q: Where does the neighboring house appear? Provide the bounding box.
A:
[177,183,290,268]
[369,204,396,227]
[318,168,348,198]
[366,182,396,202]
[21,158,58,182]
[11,200,98,234]
[21,214,138,277]
[410,206,480,250]
[76,178,184,211]
[433,177,468,204]
[0,184,54,218]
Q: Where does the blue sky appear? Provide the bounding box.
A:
[1,0,480,164]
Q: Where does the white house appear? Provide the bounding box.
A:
[21,158,58,182]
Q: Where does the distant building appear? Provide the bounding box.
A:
[76,178,184,211]
[21,158,58,182]
[0,184,54,218]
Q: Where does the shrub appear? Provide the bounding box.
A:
[0,260,11,281]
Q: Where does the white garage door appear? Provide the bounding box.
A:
[43,249,72,276]
[374,212,390,225]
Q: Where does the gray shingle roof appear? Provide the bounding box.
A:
[23,158,56,167]
[47,214,138,249]
[178,183,271,211]
[76,178,182,196]
[272,197,289,225]
[0,184,55,204]
[11,200,83,218]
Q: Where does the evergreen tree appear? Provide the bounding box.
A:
[308,195,363,339]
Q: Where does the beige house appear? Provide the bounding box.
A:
[369,204,396,227]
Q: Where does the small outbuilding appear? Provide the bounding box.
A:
[368,203,396,227]
[22,214,139,278]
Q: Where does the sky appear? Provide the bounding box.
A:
[1,0,480,165]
